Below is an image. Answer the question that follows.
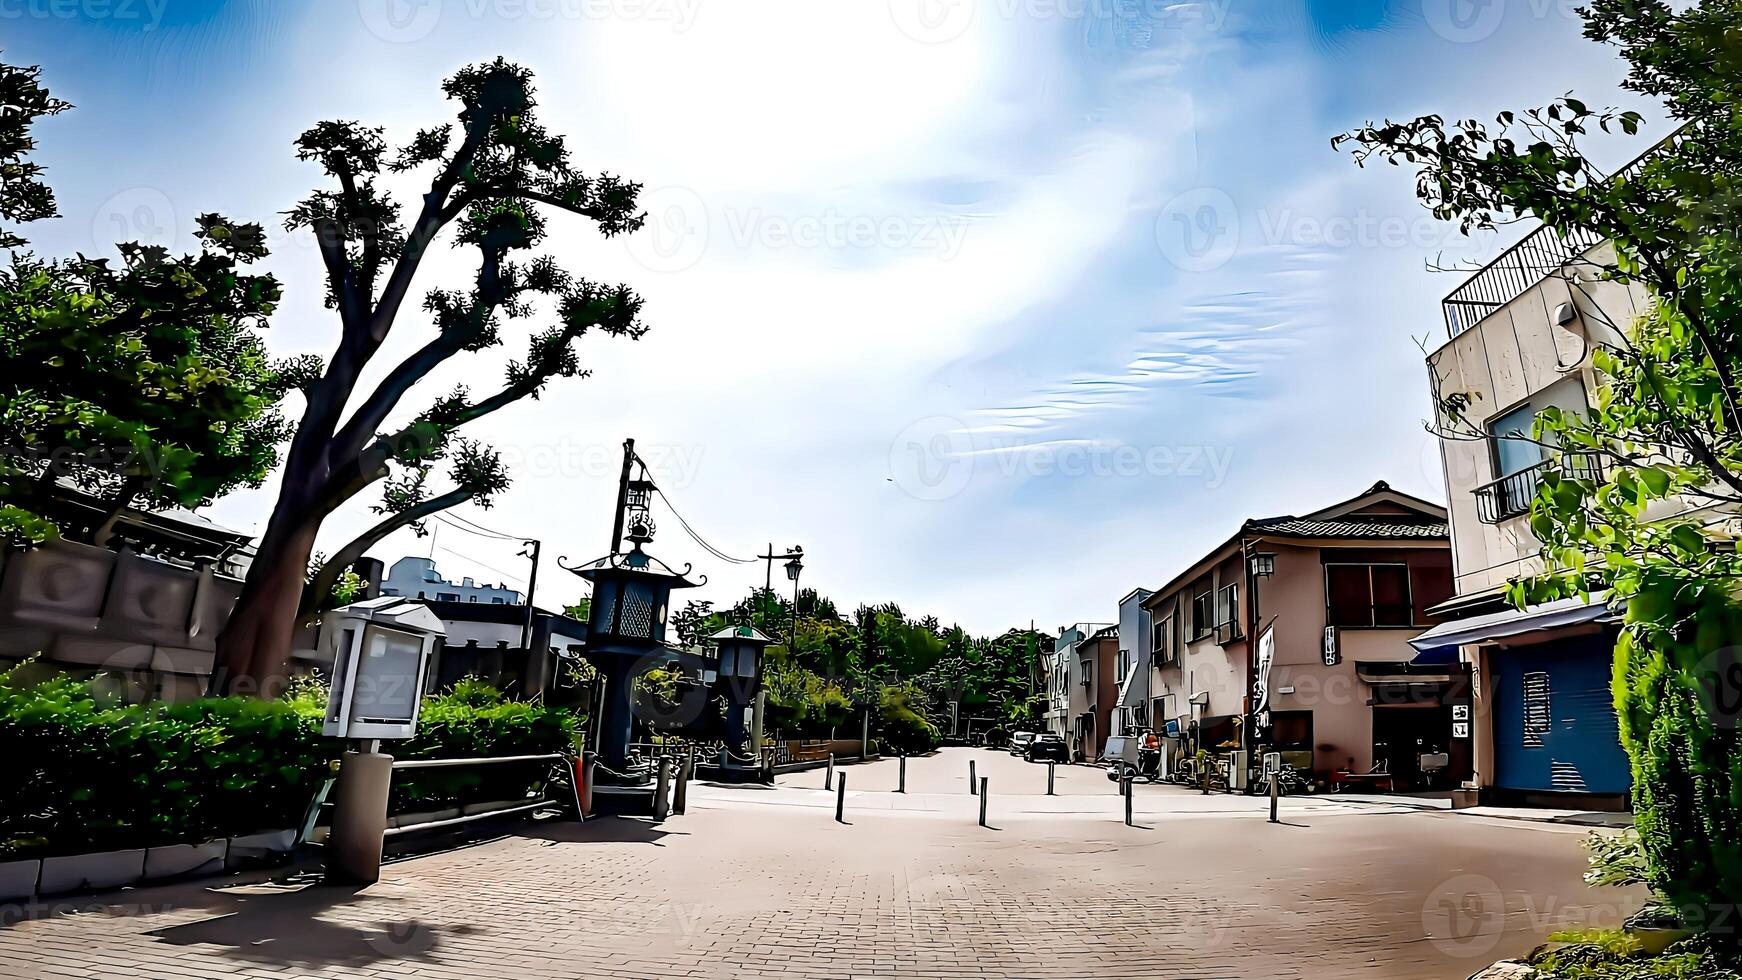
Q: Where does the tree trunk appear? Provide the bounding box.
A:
[211,519,319,698]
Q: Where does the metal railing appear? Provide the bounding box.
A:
[1439,124,1692,339]
[1474,453,1605,524]
[383,752,579,837]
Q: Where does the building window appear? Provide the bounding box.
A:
[1217,583,1239,627]
[1116,649,1131,683]
[468,595,478,603]
[437,592,460,602]
[492,597,505,604]
[1149,612,1177,668]
[1522,671,1551,747]
[1189,589,1214,640]
[1325,563,1413,627]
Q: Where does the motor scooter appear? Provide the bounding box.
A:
[1105,729,1163,783]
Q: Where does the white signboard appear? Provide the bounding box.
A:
[1252,624,1276,714]
[1323,625,1340,666]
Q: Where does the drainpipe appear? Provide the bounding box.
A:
[1241,530,1258,760]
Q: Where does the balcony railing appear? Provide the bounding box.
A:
[1441,225,1606,338]
[1474,454,1605,524]
[1440,124,1691,339]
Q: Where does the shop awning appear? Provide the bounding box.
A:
[1408,593,1618,656]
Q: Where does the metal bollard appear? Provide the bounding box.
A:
[673,748,691,815]
[898,755,907,794]
[1047,762,1055,796]
[969,759,977,794]
[836,773,847,823]
[1268,771,1280,824]
[1124,776,1134,827]
[978,777,988,827]
[825,753,835,790]
[653,755,672,821]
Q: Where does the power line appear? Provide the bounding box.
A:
[652,484,757,565]
[434,544,529,590]
[433,512,525,541]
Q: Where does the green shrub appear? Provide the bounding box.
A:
[1614,597,1742,939]
[877,682,939,754]
[388,683,578,814]
[0,670,582,856]
[0,669,334,857]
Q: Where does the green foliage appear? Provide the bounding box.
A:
[0,213,293,542]
[877,682,940,755]
[1531,933,1739,980]
[0,58,71,250]
[1584,829,1653,891]
[0,669,580,857]
[388,680,578,814]
[0,668,335,857]
[1337,0,1742,942]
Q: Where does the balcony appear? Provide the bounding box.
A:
[1439,125,1688,339]
[1441,225,1605,337]
[1474,454,1605,524]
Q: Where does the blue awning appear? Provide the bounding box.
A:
[1407,646,1462,667]
[1408,593,1618,656]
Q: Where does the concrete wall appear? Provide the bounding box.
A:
[0,539,250,700]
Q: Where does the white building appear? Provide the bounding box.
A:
[380,556,523,605]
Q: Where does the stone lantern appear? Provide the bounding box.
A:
[708,624,773,761]
[560,530,702,781]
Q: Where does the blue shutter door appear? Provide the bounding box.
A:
[1492,632,1631,795]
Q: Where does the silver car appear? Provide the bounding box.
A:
[1008,731,1037,756]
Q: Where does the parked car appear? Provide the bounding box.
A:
[1025,733,1069,763]
[1008,731,1037,756]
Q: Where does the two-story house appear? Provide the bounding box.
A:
[1142,481,1458,783]
[1075,625,1119,762]
[1408,227,1659,808]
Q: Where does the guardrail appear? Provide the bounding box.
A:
[383,753,580,837]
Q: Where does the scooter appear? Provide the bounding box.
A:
[1105,730,1164,783]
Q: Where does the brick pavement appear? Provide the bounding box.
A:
[0,749,1640,980]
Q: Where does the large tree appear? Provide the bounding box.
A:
[0,60,293,546]
[213,59,647,695]
[1337,0,1742,933]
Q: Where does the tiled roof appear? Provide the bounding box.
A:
[1247,514,1449,540]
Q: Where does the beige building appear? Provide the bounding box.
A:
[1141,481,1458,784]
[1412,228,1656,806]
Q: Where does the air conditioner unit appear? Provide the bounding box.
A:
[1214,621,1243,645]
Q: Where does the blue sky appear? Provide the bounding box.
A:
[8,0,1658,632]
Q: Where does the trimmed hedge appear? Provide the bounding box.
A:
[0,672,580,859]
[0,672,333,858]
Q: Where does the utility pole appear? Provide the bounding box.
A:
[519,538,542,652]
[609,438,635,554]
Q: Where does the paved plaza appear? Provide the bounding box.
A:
[2,749,1640,980]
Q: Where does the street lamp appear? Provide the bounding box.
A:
[784,547,804,650]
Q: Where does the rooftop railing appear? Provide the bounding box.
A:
[1439,124,1690,339]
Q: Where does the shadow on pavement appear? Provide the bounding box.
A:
[518,816,683,847]
[146,874,468,972]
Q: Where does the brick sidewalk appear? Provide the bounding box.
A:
[0,777,1637,980]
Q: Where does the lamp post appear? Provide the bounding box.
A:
[784,548,803,650]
